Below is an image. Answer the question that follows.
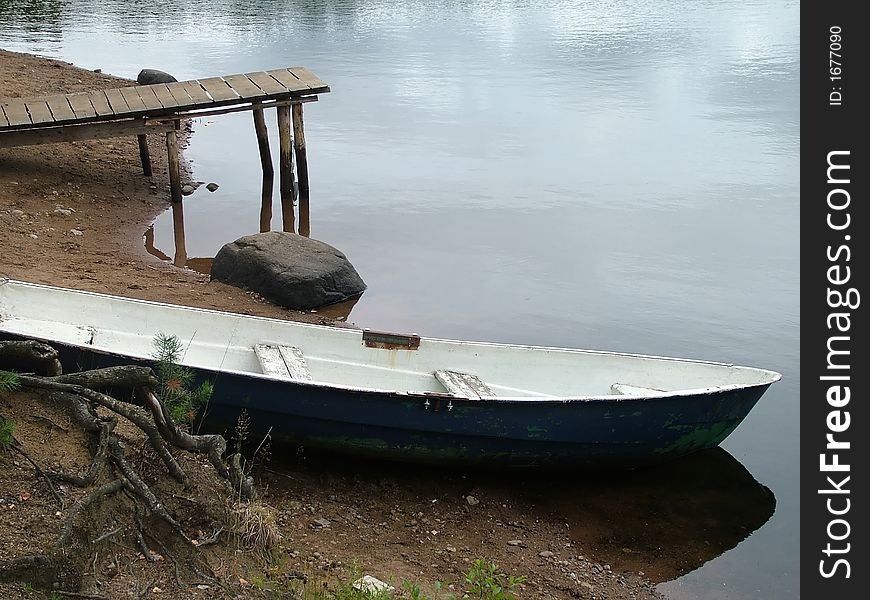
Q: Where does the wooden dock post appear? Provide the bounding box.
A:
[252,103,274,179]
[291,103,310,237]
[165,121,182,204]
[277,105,296,233]
[137,134,152,176]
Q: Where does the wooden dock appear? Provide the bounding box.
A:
[0,67,330,234]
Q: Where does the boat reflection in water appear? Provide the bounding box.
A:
[532,447,775,583]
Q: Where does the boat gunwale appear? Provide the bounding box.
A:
[0,279,783,400]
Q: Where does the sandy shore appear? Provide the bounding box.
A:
[1,49,665,599]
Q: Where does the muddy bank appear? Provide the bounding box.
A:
[0,49,682,599]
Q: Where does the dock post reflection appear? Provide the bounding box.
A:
[171,200,187,267]
[259,174,273,233]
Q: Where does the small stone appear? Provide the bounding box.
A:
[28,234,38,239]
[181,184,195,195]
[53,207,73,216]
[465,495,479,506]
[206,182,219,192]
[312,517,330,529]
[104,562,119,578]
[538,551,554,558]
[353,575,394,594]
[196,584,210,590]
[507,540,525,547]
[70,229,84,236]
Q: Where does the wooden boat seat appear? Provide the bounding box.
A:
[434,370,495,400]
[254,344,312,381]
[611,383,667,396]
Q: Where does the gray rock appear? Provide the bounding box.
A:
[465,495,479,506]
[211,232,366,309]
[206,182,220,192]
[181,184,195,196]
[137,68,178,85]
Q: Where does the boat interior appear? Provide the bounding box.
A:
[1,281,781,399]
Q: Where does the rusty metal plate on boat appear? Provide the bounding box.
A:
[362,329,421,350]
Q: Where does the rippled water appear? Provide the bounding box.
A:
[1,1,799,597]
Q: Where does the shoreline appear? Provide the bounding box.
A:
[0,48,331,326]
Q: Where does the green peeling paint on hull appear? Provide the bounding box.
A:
[654,421,741,456]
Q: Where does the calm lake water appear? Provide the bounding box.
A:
[1,1,799,597]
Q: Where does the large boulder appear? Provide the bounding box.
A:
[210,232,366,309]
[137,68,177,85]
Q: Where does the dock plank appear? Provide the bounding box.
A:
[46,96,77,122]
[1,66,329,134]
[164,82,193,106]
[244,71,288,95]
[67,92,98,119]
[87,90,114,117]
[177,81,213,104]
[150,84,180,109]
[118,87,146,112]
[104,88,130,113]
[135,86,165,111]
[197,77,239,102]
[1,100,32,126]
[24,100,54,125]
[223,74,265,98]
[265,68,310,93]
[287,67,330,92]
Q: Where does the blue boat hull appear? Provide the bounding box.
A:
[2,333,770,468]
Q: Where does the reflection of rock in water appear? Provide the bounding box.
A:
[532,448,775,583]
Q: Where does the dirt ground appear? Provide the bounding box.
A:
[0,49,671,599]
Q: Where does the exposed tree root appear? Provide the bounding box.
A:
[56,479,127,549]
[0,339,62,376]
[0,338,258,595]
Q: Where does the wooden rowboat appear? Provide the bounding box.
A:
[0,278,780,467]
